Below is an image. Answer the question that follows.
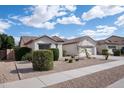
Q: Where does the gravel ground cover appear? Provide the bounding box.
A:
[48,65,124,88]
[0,62,19,84]
[16,58,113,80]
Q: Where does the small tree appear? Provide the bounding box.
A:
[102,49,109,60]
[84,48,90,59]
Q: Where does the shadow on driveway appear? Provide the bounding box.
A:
[10,68,35,74]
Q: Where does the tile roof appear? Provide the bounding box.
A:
[19,35,64,47]
[97,35,124,45]
[19,36,38,47]
[63,36,96,45]
[51,36,64,42]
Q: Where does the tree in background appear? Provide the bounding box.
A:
[0,34,7,49]
[6,36,15,49]
[0,34,15,50]
[0,36,2,49]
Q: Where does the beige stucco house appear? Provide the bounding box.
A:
[19,35,64,58]
[63,36,97,57]
[19,35,97,58]
[97,35,124,54]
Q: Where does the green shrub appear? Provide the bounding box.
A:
[102,49,108,55]
[75,58,79,61]
[121,47,124,55]
[49,48,59,61]
[102,49,109,60]
[22,52,32,61]
[68,59,73,63]
[113,49,121,56]
[14,47,32,61]
[65,58,68,61]
[71,55,74,58]
[32,50,54,71]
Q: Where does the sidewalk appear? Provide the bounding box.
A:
[0,59,124,88]
[107,78,124,88]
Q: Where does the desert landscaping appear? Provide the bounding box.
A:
[0,58,113,84]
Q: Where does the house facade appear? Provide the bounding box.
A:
[19,35,64,58]
[97,36,124,54]
[63,36,97,57]
[19,35,124,58]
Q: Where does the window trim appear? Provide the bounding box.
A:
[38,43,51,49]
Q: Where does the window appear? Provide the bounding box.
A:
[108,46,116,49]
[38,43,51,49]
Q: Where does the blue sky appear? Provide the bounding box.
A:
[0,5,124,44]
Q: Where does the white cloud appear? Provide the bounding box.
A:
[115,14,124,26]
[51,33,65,39]
[20,32,32,36]
[67,36,76,39]
[51,32,77,40]
[0,20,11,33]
[13,36,20,45]
[22,21,56,30]
[81,25,117,40]
[10,15,20,20]
[57,15,85,25]
[65,5,77,12]
[20,5,77,29]
[82,5,124,21]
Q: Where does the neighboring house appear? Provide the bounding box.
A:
[97,35,124,54]
[63,36,97,57]
[19,35,64,58]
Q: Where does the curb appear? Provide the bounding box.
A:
[14,61,22,80]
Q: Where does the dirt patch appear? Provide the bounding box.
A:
[48,65,124,88]
[0,62,19,84]
[16,58,114,80]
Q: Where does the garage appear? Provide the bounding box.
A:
[78,46,94,57]
[63,36,97,57]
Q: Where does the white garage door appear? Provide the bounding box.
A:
[79,48,93,57]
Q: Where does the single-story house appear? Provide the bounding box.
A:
[19,35,64,58]
[97,35,124,54]
[63,36,97,57]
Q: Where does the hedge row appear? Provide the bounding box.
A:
[14,47,32,61]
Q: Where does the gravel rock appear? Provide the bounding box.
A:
[48,65,124,88]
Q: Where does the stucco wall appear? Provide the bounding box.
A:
[63,38,96,56]
[58,44,63,58]
[63,43,78,56]
[97,44,124,55]
[96,44,107,54]
[33,37,56,50]
[78,39,95,46]
[27,37,63,59]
